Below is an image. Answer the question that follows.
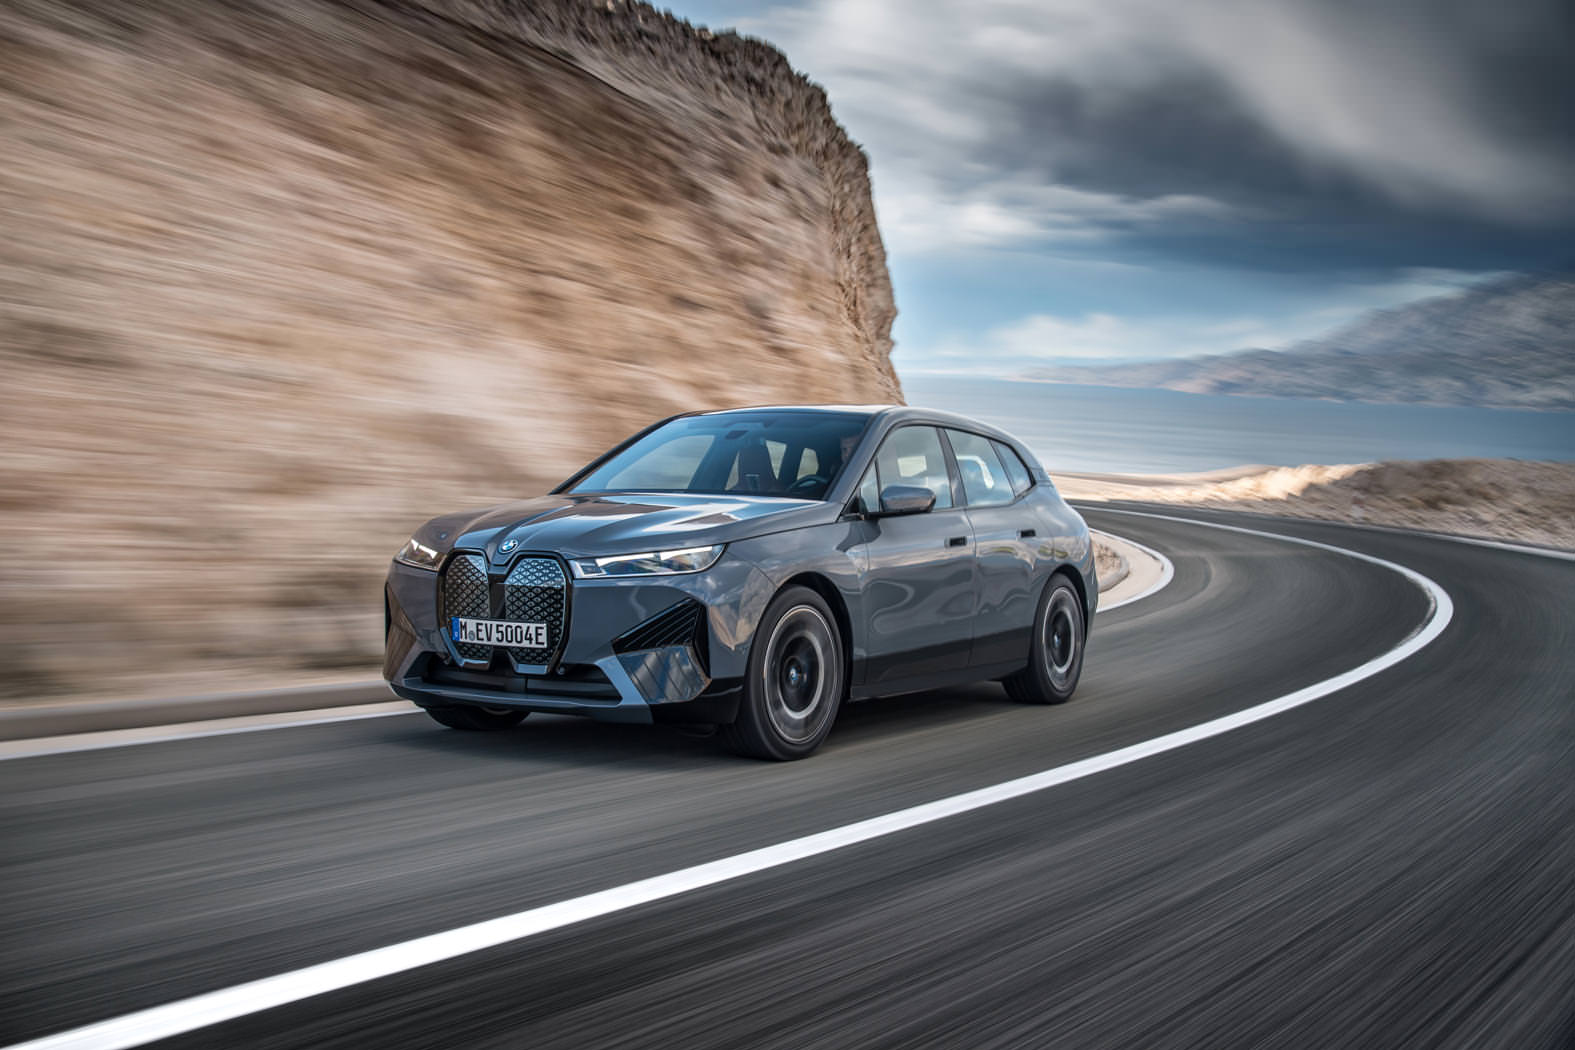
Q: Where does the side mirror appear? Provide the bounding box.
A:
[873,484,936,517]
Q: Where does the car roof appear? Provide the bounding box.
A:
[690,404,893,416]
[689,403,1027,446]
[696,403,990,425]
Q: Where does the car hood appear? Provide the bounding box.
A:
[414,492,836,563]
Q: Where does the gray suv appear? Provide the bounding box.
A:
[384,405,1097,759]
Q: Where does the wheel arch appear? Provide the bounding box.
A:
[1050,563,1091,636]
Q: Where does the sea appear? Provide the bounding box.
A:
[899,375,1575,475]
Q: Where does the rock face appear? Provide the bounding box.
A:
[0,0,900,700]
[1027,274,1575,410]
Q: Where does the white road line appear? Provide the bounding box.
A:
[1439,535,1575,560]
[0,704,418,762]
[1311,519,1575,562]
[1077,501,1575,563]
[4,514,1454,1050]
[1092,530,1175,611]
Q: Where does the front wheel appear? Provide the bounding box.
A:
[424,704,529,731]
[722,586,844,760]
[1004,575,1085,705]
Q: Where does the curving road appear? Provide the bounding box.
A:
[2,508,1572,1049]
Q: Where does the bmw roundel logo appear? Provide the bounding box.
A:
[499,538,519,554]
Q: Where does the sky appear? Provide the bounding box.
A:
[666,0,1575,377]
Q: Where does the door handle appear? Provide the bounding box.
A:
[947,536,969,548]
[1018,528,1037,538]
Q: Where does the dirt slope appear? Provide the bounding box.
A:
[1059,460,1575,550]
[0,0,900,700]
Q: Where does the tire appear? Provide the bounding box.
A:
[424,704,529,731]
[722,586,844,760]
[1004,574,1085,705]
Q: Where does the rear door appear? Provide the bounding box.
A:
[944,429,1042,668]
[854,425,977,685]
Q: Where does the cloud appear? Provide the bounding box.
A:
[873,171,1234,255]
[915,311,1314,370]
[985,313,1265,362]
[903,267,1509,368]
[734,0,1575,261]
[1163,0,1575,215]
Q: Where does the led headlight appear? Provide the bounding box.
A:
[395,536,443,571]
[571,544,725,579]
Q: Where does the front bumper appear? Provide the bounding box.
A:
[383,552,773,724]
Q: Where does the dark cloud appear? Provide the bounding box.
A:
[971,69,1361,205]
[971,0,1575,265]
[1438,0,1575,141]
[742,0,1575,271]
[1121,219,1575,277]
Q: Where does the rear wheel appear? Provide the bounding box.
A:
[424,704,528,731]
[1004,575,1085,705]
[722,586,844,760]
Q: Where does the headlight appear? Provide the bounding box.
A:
[571,544,725,579]
[395,536,443,571]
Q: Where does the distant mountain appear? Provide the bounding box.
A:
[1024,274,1575,410]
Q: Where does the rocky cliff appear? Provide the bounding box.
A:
[0,0,901,700]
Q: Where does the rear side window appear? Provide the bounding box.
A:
[946,430,1015,507]
[992,439,1035,496]
[874,426,954,510]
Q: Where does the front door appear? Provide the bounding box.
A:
[855,426,977,685]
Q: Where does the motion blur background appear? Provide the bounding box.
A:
[1,0,903,700]
[2,0,1570,703]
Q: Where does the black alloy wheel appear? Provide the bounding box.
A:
[1004,574,1085,705]
[723,585,844,760]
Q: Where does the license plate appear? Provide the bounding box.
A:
[451,618,549,648]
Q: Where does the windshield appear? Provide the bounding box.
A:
[568,411,873,500]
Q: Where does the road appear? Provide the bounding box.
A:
[2,508,1572,1049]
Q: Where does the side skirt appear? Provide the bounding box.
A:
[847,658,1026,702]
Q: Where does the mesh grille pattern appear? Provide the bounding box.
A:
[443,554,491,662]
[502,557,567,667]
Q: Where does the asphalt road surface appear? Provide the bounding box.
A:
[3,508,1572,1049]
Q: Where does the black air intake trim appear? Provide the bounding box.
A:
[612,599,709,674]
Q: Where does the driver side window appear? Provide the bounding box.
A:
[873,426,954,510]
